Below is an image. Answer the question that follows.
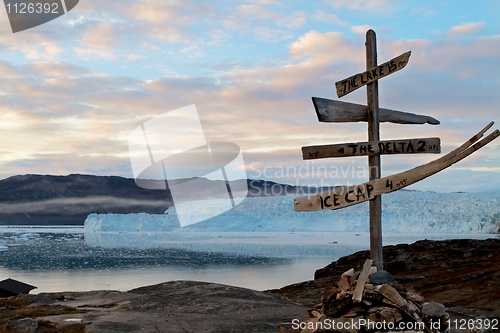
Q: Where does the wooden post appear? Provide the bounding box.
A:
[366,30,383,271]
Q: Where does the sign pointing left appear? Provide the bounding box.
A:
[335,51,411,98]
[302,137,441,160]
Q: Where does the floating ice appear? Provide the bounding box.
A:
[84,190,500,234]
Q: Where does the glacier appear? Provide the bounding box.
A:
[84,190,499,234]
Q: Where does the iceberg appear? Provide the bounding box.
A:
[84,190,500,234]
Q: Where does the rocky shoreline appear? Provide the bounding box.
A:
[270,238,500,312]
[1,238,499,333]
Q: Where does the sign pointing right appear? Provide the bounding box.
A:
[335,51,411,98]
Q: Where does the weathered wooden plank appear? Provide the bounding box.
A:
[302,138,441,160]
[294,123,499,212]
[353,259,373,303]
[312,97,440,125]
[377,284,422,321]
[378,284,408,307]
[335,51,411,98]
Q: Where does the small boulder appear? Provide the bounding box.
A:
[421,301,446,318]
[4,318,38,333]
[369,270,394,285]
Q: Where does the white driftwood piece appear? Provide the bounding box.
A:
[353,259,373,303]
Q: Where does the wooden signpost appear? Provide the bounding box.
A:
[294,30,499,271]
[303,137,441,160]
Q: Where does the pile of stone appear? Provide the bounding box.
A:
[282,259,449,333]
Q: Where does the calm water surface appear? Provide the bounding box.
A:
[0,227,495,293]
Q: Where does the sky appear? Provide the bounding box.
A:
[0,0,499,192]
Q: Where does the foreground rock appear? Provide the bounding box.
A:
[1,281,307,333]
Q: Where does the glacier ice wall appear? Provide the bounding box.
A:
[84,190,499,234]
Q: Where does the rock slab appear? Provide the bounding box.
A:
[31,280,308,333]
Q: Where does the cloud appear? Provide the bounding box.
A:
[75,22,118,59]
[0,62,148,179]
[312,10,350,26]
[0,33,64,61]
[446,22,487,38]
[127,54,147,61]
[289,31,362,66]
[23,62,90,77]
[377,34,500,121]
[121,0,217,43]
[329,0,395,14]
[0,16,498,192]
[233,4,306,30]
[222,3,306,42]
[351,25,373,37]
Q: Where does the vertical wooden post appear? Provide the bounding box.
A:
[366,29,383,270]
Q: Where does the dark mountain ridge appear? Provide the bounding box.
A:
[0,174,172,225]
[0,174,169,202]
[0,174,318,225]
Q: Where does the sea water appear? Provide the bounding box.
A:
[0,226,497,293]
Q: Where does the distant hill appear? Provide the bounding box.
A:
[0,174,170,202]
[0,174,315,225]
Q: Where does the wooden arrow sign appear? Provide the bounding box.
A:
[313,97,440,125]
[295,122,498,212]
[303,137,441,160]
[335,51,411,98]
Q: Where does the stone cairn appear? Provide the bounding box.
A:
[282,259,449,333]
